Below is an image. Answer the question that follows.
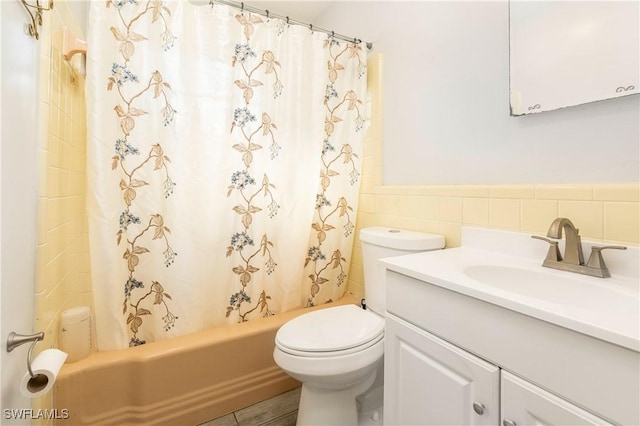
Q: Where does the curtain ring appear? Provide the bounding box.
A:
[286,16,290,25]
[331,31,335,38]
[265,9,269,19]
[240,2,244,13]
[309,23,313,32]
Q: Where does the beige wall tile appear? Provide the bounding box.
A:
[351,245,363,264]
[490,185,536,199]
[379,214,425,232]
[521,199,559,233]
[355,211,377,230]
[462,198,489,226]
[489,199,521,230]
[372,165,383,187]
[366,55,382,108]
[558,201,603,240]
[360,152,378,176]
[439,222,462,248]
[418,219,444,235]
[421,197,440,220]
[377,185,412,195]
[347,263,364,288]
[423,185,456,197]
[347,280,365,299]
[358,194,375,213]
[35,7,92,389]
[604,203,640,244]
[440,197,462,222]
[375,194,402,216]
[455,185,491,198]
[594,184,640,202]
[535,185,593,201]
[402,195,423,217]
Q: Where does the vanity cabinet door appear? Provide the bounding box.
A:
[501,371,614,426]
[384,313,499,425]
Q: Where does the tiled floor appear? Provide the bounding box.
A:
[199,387,301,426]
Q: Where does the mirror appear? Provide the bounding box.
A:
[509,1,639,116]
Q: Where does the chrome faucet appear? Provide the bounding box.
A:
[532,217,626,278]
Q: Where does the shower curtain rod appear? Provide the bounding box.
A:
[209,0,373,50]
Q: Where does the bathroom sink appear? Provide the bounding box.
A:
[381,227,640,352]
[463,264,639,313]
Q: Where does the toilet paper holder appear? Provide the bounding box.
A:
[6,331,45,378]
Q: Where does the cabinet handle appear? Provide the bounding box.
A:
[472,402,485,415]
[503,419,517,426]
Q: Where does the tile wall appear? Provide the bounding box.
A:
[33,0,92,420]
[346,53,640,299]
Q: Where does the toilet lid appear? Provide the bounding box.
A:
[275,304,384,353]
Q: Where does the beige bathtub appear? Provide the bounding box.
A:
[55,295,359,426]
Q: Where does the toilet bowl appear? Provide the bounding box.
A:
[274,304,384,425]
[273,227,445,425]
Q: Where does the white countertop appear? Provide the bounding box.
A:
[380,227,640,352]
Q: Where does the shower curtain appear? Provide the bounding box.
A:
[87,0,367,350]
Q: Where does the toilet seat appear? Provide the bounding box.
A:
[276,332,384,357]
[275,305,384,357]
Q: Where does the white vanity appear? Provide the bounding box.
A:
[381,227,639,425]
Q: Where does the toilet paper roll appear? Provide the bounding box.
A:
[19,349,68,398]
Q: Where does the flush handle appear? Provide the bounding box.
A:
[472,402,485,415]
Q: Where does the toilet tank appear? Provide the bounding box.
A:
[359,227,445,315]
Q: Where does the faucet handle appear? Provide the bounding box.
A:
[591,245,627,252]
[586,245,627,277]
[531,235,562,262]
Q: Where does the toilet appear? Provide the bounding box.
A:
[273,227,445,425]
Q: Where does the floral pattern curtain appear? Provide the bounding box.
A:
[87,0,366,350]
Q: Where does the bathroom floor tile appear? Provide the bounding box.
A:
[256,410,298,426]
[199,413,238,426]
[235,387,301,425]
[201,387,300,426]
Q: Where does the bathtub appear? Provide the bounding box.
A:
[55,295,359,426]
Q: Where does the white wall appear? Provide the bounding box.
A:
[315,1,639,185]
[1,2,40,422]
